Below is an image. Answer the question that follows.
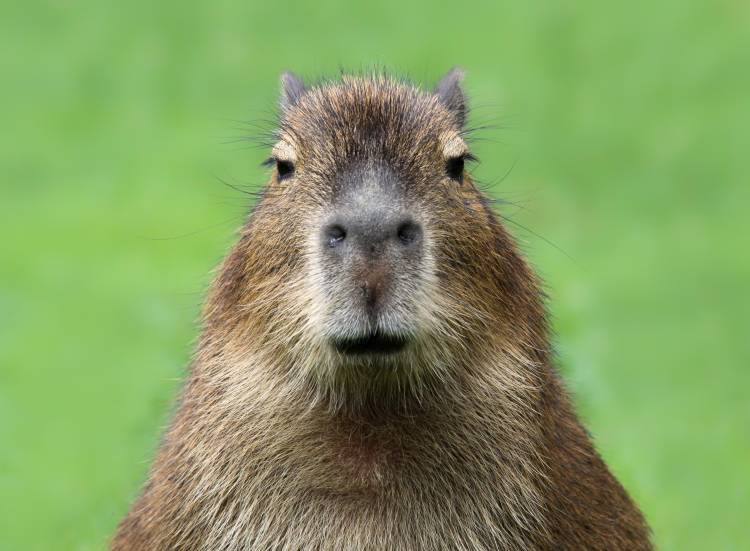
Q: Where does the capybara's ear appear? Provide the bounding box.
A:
[434,67,466,127]
[280,71,306,111]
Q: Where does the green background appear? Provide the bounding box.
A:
[2,1,748,549]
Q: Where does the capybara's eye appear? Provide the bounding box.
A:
[445,153,477,183]
[445,156,465,182]
[276,159,295,181]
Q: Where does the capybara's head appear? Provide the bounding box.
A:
[208,70,544,411]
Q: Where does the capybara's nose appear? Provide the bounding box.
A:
[322,209,422,259]
[322,209,422,311]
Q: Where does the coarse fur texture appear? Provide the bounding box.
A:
[112,70,652,550]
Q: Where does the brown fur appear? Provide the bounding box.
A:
[112,72,651,550]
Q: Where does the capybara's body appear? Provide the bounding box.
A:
[112,70,651,550]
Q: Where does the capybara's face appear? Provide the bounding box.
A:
[240,73,518,394]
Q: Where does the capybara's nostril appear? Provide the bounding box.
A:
[396,220,422,246]
[325,224,347,248]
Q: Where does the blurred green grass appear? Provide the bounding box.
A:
[1,1,748,549]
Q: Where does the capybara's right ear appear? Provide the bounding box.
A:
[280,71,306,111]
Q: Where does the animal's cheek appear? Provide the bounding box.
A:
[427,179,482,217]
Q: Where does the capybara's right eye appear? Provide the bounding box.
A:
[276,159,295,181]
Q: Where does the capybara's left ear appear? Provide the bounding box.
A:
[280,71,306,111]
[434,67,466,127]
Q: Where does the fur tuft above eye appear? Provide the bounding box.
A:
[445,153,476,183]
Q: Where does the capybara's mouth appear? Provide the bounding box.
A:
[332,332,409,356]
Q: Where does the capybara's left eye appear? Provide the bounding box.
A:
[446,155,465,182]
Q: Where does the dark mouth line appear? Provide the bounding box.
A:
[332,332,409,355]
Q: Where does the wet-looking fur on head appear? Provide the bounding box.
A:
[206,69,547,414]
